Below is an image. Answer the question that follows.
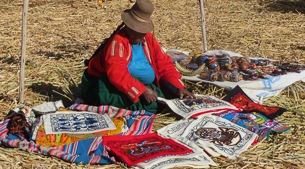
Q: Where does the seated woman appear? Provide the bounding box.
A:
[81,0,195,113]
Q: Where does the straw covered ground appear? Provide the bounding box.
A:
[1,0,305,168]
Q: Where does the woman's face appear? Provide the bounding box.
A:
[126,27,146,45]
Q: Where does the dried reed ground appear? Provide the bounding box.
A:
[0,0,305,168]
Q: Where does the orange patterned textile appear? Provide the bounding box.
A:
[35,117,125,146]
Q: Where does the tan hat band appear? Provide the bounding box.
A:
[130,10,150,23]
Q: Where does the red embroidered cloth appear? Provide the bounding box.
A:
[223,85,286,119]
[102,133,194,166]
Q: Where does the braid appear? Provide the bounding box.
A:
[85,22,125,66]
[109,22,125,41]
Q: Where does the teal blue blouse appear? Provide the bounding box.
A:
[128,43,156,85]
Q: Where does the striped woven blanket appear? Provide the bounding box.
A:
[0,103,156,165]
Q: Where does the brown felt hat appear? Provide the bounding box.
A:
[121,0,154,33]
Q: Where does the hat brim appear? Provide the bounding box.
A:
[121,9,153,34]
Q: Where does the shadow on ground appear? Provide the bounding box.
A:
[29,82,81,107]
[296,46,305,50]
[37,43,89,60]
[264,0,305,14]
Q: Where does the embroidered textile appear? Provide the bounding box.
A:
[136,137,217,169]
[102,133,194,166]
[157,94,240,119]
[215,111,290,141]
[35,117,126,147]
[223,85,286,119]
[0,102,157,166]
[43,111,116,134]
[157,117,221,158]
[157,119,195,138]
[181,115,258,159]
[67,104,156,135]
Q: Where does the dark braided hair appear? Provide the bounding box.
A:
[84,22,125,66]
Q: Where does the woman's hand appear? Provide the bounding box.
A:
[142,87,158,103]
[177,88,196,99]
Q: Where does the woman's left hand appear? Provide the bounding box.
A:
[177,88,196,99]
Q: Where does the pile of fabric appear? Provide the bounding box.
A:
[0,87,290,168]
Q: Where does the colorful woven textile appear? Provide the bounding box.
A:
[35,117,126,147]
[0,102,157,165]
[102,133,194,167]
[223,85,286,119]
[215,111,290,141]
[32,104,156,146]
[0,119,115,165]
[6,110,31,140]
[67,104,156,135]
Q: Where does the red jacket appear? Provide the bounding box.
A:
[87,28,185,103]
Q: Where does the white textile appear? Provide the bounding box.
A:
[158,118,222,157]
[181,115,257,159]
[183,70,305,103]
[203,50,244,57]
[159,114,257,159]
[158,119,195,138]
[43,111,116,134]
[32,100,65,113]
[157,94,240,119]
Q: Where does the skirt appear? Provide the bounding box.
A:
[81,70,165,113]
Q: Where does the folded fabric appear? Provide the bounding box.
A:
[102,133,194,167]
[215,111,290,141]
[5,110,31,140]
[180,115,258,159]
[67,103,154,118]
[157,94,241,119]
[31,100,65,115]
[19,100,65,125]
[223,85,286,119]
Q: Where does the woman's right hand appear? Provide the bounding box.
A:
[142,87,158,103]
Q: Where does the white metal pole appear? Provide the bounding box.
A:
[199,0,208,52]
[20,0,29,103]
